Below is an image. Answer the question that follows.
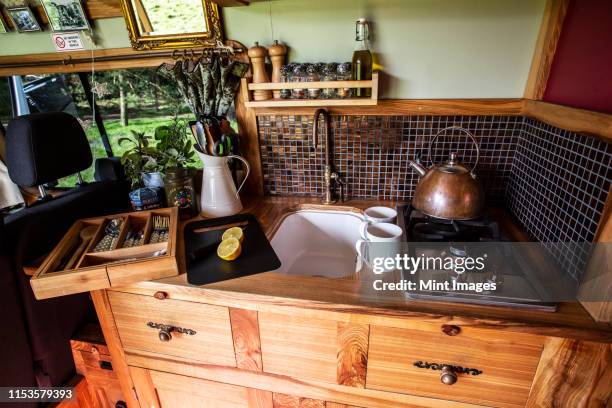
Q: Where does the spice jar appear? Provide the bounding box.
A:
[164,167,197,218]
[321,63,337,99]
[337,62,353,99]
[279,65,292,99]
[291,64,306,99]
[306,64,321,99]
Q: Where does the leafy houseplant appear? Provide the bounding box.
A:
[119,117,198,215]
[153,116,197,171]
[155,116,198,217]
[119,131,162,189]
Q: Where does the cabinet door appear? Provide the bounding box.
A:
[130,367,273,408]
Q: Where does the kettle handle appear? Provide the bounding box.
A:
[427,126,480,173]
[227,155,250,196]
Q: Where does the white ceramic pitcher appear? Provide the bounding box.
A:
[196,151,250,217]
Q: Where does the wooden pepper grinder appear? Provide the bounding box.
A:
[268,40,287,99]
[247,42,272,101]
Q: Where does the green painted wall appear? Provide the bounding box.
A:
[0,0,545,98]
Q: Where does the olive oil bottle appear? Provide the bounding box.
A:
[352,18,372,97]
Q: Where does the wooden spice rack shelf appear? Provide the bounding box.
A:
[241,72,379,108]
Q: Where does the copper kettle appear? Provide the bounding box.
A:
[409,126,485,220]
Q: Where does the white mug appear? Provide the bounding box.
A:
[355,222,403,273]
[363,206,397,224]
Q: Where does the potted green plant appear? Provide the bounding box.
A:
[154,116,198,217]
[154,116,197,171]
[118,130,163,189]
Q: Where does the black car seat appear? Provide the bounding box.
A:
[2,112,130,387]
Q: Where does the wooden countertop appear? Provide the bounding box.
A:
[111,196,612,343]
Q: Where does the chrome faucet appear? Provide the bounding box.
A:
[312,108,344,204]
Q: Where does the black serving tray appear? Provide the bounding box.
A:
[185,213,281,285]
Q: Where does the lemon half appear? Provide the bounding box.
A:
[222,226,244,243]
[217,237,242,261]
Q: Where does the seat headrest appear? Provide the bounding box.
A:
[6,112,93,187]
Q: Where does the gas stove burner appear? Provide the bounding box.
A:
[405,205,501,242]
[449,244,468,257]
[413,222,463,241]
[395,203,557,312]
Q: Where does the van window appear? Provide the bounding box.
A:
[10,68,190,187]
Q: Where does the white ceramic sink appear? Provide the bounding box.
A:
[270,210,363,278]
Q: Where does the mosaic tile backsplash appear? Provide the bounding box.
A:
[259,115,522,204]
[506,118,612,280]
[258,114,612,266]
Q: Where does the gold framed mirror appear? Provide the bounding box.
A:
[120,0,222,50]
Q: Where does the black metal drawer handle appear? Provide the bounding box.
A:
[147,322,197,342]
[414,361,483,385]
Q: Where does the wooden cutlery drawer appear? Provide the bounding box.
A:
[108,291,236,367]
[31,208,179,300]
[366,325,544,408]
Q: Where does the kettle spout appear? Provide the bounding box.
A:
[409,159,427,177]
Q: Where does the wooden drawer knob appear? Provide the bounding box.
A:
[154,291,169,300]
[441,324,461,336]
[147,322,197,342]
[158,327,172,342]
[440,365,458,385]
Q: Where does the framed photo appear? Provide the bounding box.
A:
[41,0,89,32]
[0,15,8,34]
[7,7,42,33]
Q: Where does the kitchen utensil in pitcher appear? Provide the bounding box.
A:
[409,126,485,220]
[212,132,239,157]
[189,121,207,153]
[197,150,250,217]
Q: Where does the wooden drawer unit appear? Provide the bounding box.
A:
[71,324,125,408]
[366,325,544,408]
[258,312,338,383]
[130,367,272,408]
[108,291,236,367]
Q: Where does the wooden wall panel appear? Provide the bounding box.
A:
[325,403,360,408]
[90,290,139,408]
[578,186,612,322]
[0,47,173,76]
[1,0,121,30]
[336,323,369,388]
[273,393,326,408]
[259,312,338,383]
[129,366,160,408]
[150,369,252,408]
[522,99,612,142]
[248,388,274,408]
[526,337,612,407]
[230,308,264,371]
[236,82,265,196]
[82,0,123,19]
[251,98,523,117]
[524,0,570,100]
